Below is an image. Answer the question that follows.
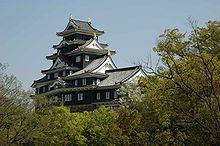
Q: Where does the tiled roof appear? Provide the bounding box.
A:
[31,77,56,88]
[41,66,79,74]
[64,72,108,80]
[73,20,96,31]
[57,19,104,36]
[53,39,86,49]
[68,56,108,76]
[98,66,141,86]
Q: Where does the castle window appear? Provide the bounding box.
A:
[54,72,59,78]
[114,91,117,98]
[75,80,78,86]
[106,92,110,99]
[62,70,66,76]
[82,79,86,86]
[97,92,100,100]
[76,56,81,62]
[47,74,50,80]
[96,79,100,85]
[77,93,83,101]
[64,94,72,101]
[42,87,46,93]
[85,55,90,62]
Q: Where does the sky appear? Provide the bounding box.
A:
[0,0,220,90]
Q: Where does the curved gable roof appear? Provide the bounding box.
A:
[57,18,104,36]
[67,56,108,76]
[98,66,146,87]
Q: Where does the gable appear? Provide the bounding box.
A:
[93,57,117,73]
[49,78,66,89]
[65,21,78,31]
[127,69,147,82]
[51,58,65,69]
[86,39,103,50]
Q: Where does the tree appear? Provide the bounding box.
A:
[0,63,38,145]
[146,20,220,144]
[119,78,187,145]
[117,108,149,145]
[119,20,220,145]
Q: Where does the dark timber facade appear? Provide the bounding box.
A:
[31,16,146,111]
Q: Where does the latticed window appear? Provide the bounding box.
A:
[75,80,78,86]
[62,70,66,76]
[76,56,81,62]
[96,79,100,85]
[82,79,86,86]
[113,91,117,98]
[64,94,72,101]
[106,92,110,99]
[42,86,46,93]
[47,74,50,80]
[77,93,83,101]
[54,72,59,78]
[97,92,101,100]
[85,55,90,61]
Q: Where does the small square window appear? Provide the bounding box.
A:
[97,92,100,100]
[75,80,78,86]
[47,74,50,80]
[85,55,90,62]
[42,87,46,93]
[82,79,86,86]
[77,93,83,101]
[76,56,81,62]
[96,79,100,85]
[63,71,66,76]
[54,72,59,78]
[106,92,110,99]
[64,94,72,101]
[113,91,117,98]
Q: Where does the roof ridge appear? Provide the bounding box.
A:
[73,19,89,23]
[74,19,104,33]
[106,65,141,72]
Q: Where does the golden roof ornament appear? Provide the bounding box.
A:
[69,15,74,21]
[107,50,111,56]
[88,18,92,23]
[57,50,61,56]
[93,32,97,39]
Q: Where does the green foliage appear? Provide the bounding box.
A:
[119,20,220,145]
[0,63,37,145]
[82,107,122,145]
[0,64,123,145]
[152,20,220,145]
[117,108,149,145]
[29,106,123,145]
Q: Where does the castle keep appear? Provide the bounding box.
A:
[32,16,146,111]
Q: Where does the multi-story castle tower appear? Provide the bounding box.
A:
[32,16,146,111]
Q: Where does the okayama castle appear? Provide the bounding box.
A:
[31,16,147,111]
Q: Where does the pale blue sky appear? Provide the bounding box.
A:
[0,0,219,90]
